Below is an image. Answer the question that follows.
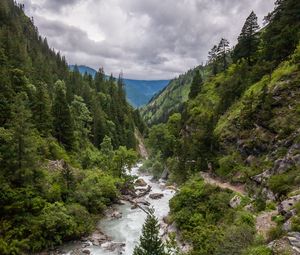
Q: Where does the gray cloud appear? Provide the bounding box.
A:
[19,0,275,79]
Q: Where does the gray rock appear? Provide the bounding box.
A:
[279,195,300,215]
[283,219,292,232]
[229,195,242,208]
[111,210,122,219]
[244,203,255,212]
[82,250,91,255]
[262,188,276,201]
[245,155,256,165]
[161,168,169,180]
[134,198,150,206]
[149,193,164,200]
[135,178,147,187]
[288,232,300,249]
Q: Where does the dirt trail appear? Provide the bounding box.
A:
[256,210,278,238]
[200,172,246,195]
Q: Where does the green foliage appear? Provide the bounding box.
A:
[242,245,272,255]
[267,225,285,241]
[291,202,300,231]
[52,80,74,150]
[133,208,167,255]
[233,11,260,64]
[188,70,203,99]
[0,1,143,253]
[141,66,208,125]
[169,178,256,255]
[268,168,300,197]
[112,146,138,178]
[75,170,119,213]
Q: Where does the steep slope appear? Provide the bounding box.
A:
[69,65,169,107]
[140,65,208,125]
[0,1,141,254]
[144,0,300,253]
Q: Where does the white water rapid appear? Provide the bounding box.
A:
[61,164,176,255]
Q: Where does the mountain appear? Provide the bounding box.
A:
[69,65,97,76]
[69,65,169,107]
[140,65,210,125]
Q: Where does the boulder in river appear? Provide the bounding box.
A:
[111,210,122,219]
[134,198,150,206]
[149,193,164,200]
[135,178,147,187]
[165,185,177,191]
[88,230,109,246]
[102,242,125,252]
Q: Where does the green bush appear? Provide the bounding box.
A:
[267,225,284,241]
[217,152,242,179]
[74,170,119,213]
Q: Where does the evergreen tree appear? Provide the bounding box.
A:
[100,135,114,157]
[32,82,52,136]
[217,38,230,71]
[233,11,260,64]
[262,0,300,63]
[1,92,39,184]
[52,80,74,150]
[208,45,218,75]
[95,67,105,93]
[133,208,166,255]
[70,95,92,149]
[189,70,203,99]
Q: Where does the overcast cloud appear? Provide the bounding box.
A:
[19,0,275,79]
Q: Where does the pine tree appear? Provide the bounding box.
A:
[52,80,74,150]
[133,208,166,255]
[208,45,218,75]
[233,11,260,64]
[189,70,203,99]
[70,95,92,149]
[1,92,39,184]
[32,82,52,136]
[262,0,300,63]
[217,38,230,71]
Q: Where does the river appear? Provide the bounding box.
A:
[60,164,176,255]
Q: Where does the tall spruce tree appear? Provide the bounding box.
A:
[1,92,39,184]
[233,11,260,64]
[262,0,300,63]
[217,38,230,71]
[32,82,52,136]
[208,45,218,75]
[52,80,74,150]
[189,70,203,99]
[133,208,166,255]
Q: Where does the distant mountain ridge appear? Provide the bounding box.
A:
[69,65,169,107]
[140,65,209,125]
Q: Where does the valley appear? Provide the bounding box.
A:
[0,0,299,255]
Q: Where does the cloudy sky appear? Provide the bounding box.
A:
[19,0,275,80]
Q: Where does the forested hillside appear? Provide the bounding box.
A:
[144,0,300,254]
[140,66,205,125]
[0,1,144,253]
